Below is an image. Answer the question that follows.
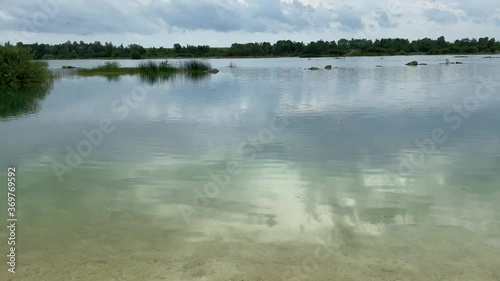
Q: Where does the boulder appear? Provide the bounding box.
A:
[308,67,320,70]
[324,65,332,69]
[406,61,418,66]
[208,69,219,74]
[418,63,427,65]
[455,61,463,64]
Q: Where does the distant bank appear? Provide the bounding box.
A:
[10,36,500,60]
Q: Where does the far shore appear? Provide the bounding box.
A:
[37,53,500,61]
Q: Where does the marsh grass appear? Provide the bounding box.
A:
[178,60,212,72]
[138,60,176,75]
[77,61,136,76]
[76,60,213,82]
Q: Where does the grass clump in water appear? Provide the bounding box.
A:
[77,61,136,76]
[179,60,212,72]
[98,61,121,71]
[76,59,214,82]
[0,44,52,89]
[138,60,176,76]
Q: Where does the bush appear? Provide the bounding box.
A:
[0,44,52,89]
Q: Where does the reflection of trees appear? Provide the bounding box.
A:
[0,80,53,119]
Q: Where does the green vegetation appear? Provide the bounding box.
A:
[77,61,137,76]
[138,60,176,75]
[178,60,212,72]
[11,36,500,60]
[76,60,213,82]
[0,44,52,89]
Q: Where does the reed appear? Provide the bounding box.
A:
[178,60,212,72]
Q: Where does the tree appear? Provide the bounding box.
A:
[173,43,182,53]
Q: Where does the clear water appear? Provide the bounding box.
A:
[1,56,500,280]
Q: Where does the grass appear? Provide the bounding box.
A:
[0,44,53,89]
[178,60,212,72]
[77,61,137,76]
[76,60,213,81]
[138,60,176,76]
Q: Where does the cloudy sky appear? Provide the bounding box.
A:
[1,0,499,47]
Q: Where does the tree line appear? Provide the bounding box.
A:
[13,36,500,60]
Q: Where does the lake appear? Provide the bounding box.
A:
[1,56,500,280]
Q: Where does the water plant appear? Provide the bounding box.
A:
[138,60,176,76]
[76,59,214,82]
[178,60,212,72]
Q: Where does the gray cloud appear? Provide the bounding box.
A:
[153,0,336,33]
[0,0,499,44]
[455,0,497,22]
[424,8,459,24]
[0,0,340,35]
[0,0,160,35]
[334,6,363,31]
[377,11,398,28]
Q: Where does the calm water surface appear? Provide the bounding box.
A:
[1,56,500,281]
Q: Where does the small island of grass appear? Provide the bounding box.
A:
[75,60,218,80]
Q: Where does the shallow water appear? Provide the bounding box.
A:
[1,56,500,281]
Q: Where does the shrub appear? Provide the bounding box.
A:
[0,44,52,89]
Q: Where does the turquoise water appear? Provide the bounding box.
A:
[1,56,500,280]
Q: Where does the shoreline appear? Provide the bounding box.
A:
[35,53,500,61]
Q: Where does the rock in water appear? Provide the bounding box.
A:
[406,61,418,66]
[308,67,320,70]
[208,69,219,74]
[325,65,332,69]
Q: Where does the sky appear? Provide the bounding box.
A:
[1,0,500,47]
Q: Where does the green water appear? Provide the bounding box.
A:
[1,56,500,281]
